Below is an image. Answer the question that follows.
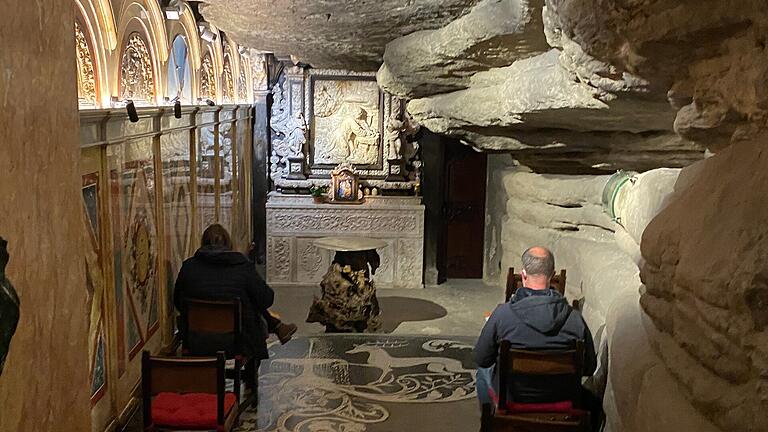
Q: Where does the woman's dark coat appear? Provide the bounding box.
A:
[174,246,274,360]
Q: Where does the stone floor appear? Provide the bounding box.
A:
[268,279,503,339]
[127,279,502,432]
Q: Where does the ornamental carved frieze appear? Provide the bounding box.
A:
[238,66,248,102]
[200,53,217,101]
[267,209,421,235]
[75,21,97,105]
[120,33,155,101]
[222,54,235,102]
[267,236,292,281]
[397,238,424,284]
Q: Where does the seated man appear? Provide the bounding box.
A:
[174,224,297,364]
[474,246,600,430]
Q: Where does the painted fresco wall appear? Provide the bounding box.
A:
[72,1,258,430]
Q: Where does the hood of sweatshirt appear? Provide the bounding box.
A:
[509,287,571,335]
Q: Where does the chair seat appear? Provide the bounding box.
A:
[152,392,236,429]
[488,387,575,413]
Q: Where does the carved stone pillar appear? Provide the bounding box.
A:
[251,89,270,264]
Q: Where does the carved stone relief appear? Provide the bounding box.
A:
[296,239,330,282]
[375,239,395,285]
[120,33,155,102]
[397,238,424,286]
[238,64,248,102]
[75,22,97,106]
[200,53,217,101]
[267,236,292,282]
[270,82,307,181]
[266,194,424,288]
[312,79,381,166]
[251,56,268,93]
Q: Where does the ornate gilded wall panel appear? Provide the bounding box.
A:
[119,33,155,102]
[222,53,235,103]
[75,21,97,106]
[238,66,248,102]
[200,52,217,102]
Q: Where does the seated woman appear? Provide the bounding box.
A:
[174,224,297,364]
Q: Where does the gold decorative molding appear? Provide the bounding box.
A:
[222,53,235,103]
[120,33,155,101]
[75,21,98,106]
[238,66,248,102]
[200,52,217,101]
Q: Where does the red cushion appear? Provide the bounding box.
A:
[488,387,574,413]
[152,392,236,429]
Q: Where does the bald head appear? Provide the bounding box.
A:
[521,247,555,289]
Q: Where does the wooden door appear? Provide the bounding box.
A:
[442,144,487,279]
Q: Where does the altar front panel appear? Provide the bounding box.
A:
[266,193,424,288]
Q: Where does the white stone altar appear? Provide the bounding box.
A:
[266,192,425,288]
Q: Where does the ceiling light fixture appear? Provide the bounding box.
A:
[199,22,217,43]
[163,0,184,20]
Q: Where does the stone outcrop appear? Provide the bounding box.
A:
[544,0,768,150]
[640,133,768,432]
[378,0,550,99]
[487,163,731,432]
[199,0,479,70]
[377,1,706,172]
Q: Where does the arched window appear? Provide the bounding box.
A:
[167,35,192,103]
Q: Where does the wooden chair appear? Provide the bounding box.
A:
[142,351,239,431]
[505,268,573,307]
[491,340,590,432]
[183,298,254,401]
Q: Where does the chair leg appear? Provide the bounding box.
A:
[480,403,493,432]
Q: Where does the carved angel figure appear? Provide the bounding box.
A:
[385,112,406,160]
[286,112,307,157]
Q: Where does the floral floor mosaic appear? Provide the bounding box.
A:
[235,334,480,432]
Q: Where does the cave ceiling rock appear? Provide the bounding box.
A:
[543,0,768,149]
[406,49,677,140]
[377,0,551,99]
[198,0,480,71]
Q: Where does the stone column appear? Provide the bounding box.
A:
[251,89,271,264]
[0,1,90,430]
[420,130,447,285]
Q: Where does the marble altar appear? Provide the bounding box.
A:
[265,192,425,289]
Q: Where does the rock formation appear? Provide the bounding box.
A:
[199,0,479,70]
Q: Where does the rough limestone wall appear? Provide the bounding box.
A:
[640,134,768,432]
[490,165,726,431]
[0,1,91,430]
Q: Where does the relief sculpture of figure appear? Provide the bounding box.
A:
[334,107,380,164]
[385,112,406,160]
[286,112,307,158]
[0,237,20,376]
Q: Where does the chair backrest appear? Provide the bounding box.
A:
[183,297,243,356]
[185,297,242,334]
[505,268,567,303]
[497,340,584,411]
[141,351,227,428]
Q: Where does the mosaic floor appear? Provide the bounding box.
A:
[235,334,480,432]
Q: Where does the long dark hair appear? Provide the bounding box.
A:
[201,224,232,250]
